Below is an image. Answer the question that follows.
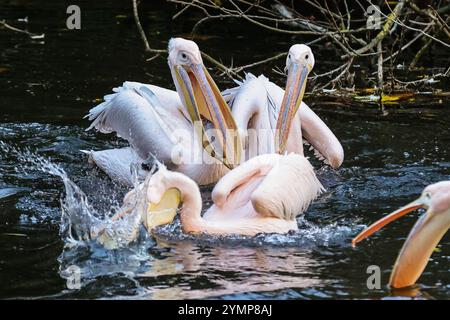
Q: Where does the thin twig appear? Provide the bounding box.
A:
[132,0,165,54]
[0,20,44,39]
[343,0,406,58]
[377,40,385,114]
[132,0,239,80]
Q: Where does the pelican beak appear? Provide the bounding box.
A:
[276,62,311,154]
[352,193,450,288]
[144,188,181,231]
[171,63,241,169]
[352,195,430,246]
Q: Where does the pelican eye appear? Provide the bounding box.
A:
[305,54,309,59]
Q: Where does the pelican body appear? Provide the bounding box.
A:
[353,181,450,288]
[147,153,323,236]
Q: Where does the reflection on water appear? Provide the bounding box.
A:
[0,0,449,299]
[138,243,323,300]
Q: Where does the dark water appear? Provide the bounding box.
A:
[1,0,449,300]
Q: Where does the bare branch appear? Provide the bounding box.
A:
[0,20,44,39]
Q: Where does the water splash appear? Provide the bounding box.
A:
[0,141,146,249]
[153,215,362,249]
[1,141,97,239]
[57,230,155,291]
[0,187,29,199]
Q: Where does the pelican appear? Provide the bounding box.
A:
[86,42,343,187]
[92,153,323,249]
[85,38,241,186]
[224,44,344,168]
[352,181,450,288]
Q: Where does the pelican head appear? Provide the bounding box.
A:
[146,165,171,205]
[276,44,315,153]
[127,165,182,232]
[168,38,241,169]
[353,181,450,288]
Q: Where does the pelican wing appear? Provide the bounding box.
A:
[211,153,278,209]
[224,74,278,155]
[84,147,147,186]
[222,73,278,129]
[212,154,323,220]
[251,153,324,220]
[86,83,189,163]
[221,73,257,106]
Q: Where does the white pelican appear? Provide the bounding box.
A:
[92,153,323,249]
[85,38,242,186]
[224,44,344,168]
[147,153,323,236]
[352,181,450,288]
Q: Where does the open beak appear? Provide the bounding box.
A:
[276,63,311,154]
[352,193,450,288]
[171,63,242,169]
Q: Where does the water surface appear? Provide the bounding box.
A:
[1,0,449,299]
